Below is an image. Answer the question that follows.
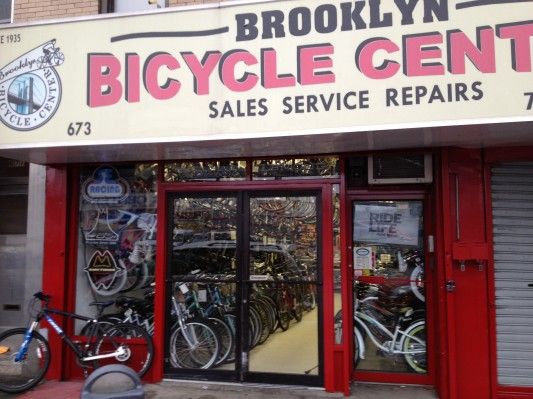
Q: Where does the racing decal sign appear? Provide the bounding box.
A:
[0,0,532,148]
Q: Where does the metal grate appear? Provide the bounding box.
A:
[492,163,533,387]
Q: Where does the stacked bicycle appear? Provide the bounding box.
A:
[83,272,317,370]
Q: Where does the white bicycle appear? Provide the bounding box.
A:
[336,296,426,373]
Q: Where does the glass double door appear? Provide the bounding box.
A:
[165,191,322,385]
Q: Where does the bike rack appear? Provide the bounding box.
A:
[81,364,145,399]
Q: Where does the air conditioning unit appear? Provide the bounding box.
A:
[368,153,433,184]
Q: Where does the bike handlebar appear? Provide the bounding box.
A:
[33,292,51,304]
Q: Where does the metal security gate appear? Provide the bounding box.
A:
[492,163,533,387]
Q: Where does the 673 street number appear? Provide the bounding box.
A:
[67,122,91,136]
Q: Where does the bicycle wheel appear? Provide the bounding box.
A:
[169,320,220,369]
[208,317,234,366]
[223,313,237,363]
[94,323,153,377]
[248,306,262,348]
[291,290,304,323]
[410,265,425,302]
[250,301,271,345]
[255,295,277,334]
[400,321,427,373]
[0,328,50,394]
[276,295,291,332]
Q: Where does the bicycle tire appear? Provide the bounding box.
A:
[223,313,237,363]
[250,301,271,345]
[0,328,51,394]
[248,306,262,348]
[94,322,153,377]
[410,265,425,302]
[208,317,234,366]
[400,321,427,374]
[255,294,277,333]
[169,319,220,369]
[291,290,304,323]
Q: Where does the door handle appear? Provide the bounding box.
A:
[528,284,533,288]
[446,280,456,293]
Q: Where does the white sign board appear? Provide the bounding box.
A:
[354,204,420,246]
[0,0,532,150]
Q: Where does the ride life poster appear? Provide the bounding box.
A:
[353,203,420,246]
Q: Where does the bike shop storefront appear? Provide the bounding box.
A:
[71,160,340,387]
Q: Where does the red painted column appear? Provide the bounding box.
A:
[322,184,336,392]
[42,165,69,380]
[441,148,492,399]
[152,182,168,382]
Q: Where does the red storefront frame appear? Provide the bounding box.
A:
[40,148,533,398]
[40,165,348,392]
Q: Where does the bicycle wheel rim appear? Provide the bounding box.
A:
[170,321,219,369]
[0,329,50,394]
[94,323,153,377]
[402,323,427,373]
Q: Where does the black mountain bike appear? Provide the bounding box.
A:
[0,292,153,394]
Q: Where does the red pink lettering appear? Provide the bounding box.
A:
[87,45,335,107]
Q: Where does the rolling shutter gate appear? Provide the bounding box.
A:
[492,163,533,387]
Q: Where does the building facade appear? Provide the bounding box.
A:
[1,0,533,398]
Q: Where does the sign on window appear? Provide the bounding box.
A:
[353,203,421,246]
[0,0,12,24]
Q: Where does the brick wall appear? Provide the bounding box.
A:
[14,0,222,23]
[14,0,100,23]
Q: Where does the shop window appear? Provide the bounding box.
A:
[100,0,166,13]
[164,160,246,182]
[0,194,28,235]
[0,0,13,24]
[75,163,158,334]
[0,158,28,234]
[252,157,339,180]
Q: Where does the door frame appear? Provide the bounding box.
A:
[345,189,436,386]
[153,181,334,387]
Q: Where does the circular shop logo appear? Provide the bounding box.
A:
[0,68,62,131]
[355,248,370,256]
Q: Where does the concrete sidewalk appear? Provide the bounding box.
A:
[0,380,438,399]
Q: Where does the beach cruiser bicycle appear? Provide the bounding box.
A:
[0,292,153,394]
[335,294,426,373]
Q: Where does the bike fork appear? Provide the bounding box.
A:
[15,321,39,362]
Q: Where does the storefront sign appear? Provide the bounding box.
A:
[353,246,373,276]
[354,204,420,246]
[82,166,130,204]
[84,249,124,293]
[0,0,532,148]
